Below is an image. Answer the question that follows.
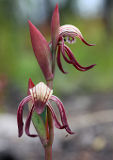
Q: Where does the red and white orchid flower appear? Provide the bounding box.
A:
[51,4,96,73]
[17,79,74,138]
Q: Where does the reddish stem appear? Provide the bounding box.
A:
[45,145,52,160]
[44,80,54,160]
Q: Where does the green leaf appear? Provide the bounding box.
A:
[32,111,47,142]
[40,107,47,123]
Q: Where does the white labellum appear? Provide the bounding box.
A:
[30,82,53,103]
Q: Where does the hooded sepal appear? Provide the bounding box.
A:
[59,24,95,46]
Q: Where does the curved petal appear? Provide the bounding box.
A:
[62,50,72,64]
[47,101,66,129]
[61,37,65,54]
[50,95,74,134]
[79,36,96,46]
[58,44,72,64]
[25,105,38,137]
[59,25,95,46]
[17,95,32,137]
[57,46,67,74]
[64,45,96,71]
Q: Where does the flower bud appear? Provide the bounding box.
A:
[28,20,53,81]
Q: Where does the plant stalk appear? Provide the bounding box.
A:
[44,80,54,160]
[45,144,52,160]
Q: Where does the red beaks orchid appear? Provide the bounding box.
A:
[17,79,74,138]
[51,5,96,73]
[28,20,53,82]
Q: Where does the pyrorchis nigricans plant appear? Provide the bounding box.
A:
[17,3,95,160]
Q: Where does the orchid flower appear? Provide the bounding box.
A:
[51,4,96,73]
[17,79,74,138]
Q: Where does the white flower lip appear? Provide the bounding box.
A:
[29,82,53,103]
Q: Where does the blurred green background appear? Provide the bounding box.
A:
[0,0,113,97]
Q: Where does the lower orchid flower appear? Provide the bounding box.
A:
[17,81,74,138]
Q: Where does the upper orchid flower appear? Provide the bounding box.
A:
[51,4,96,73]
[17,79,74,138]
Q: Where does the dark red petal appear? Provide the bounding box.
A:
[47,102,66,129]
[79,36,95,46]
[61,37,64,54]
[51,4,60,52]
[65,45,96,71]
[50,95,74,135]
[28,78,35,89]
[28,20,53,81]
[58,44,72,64]
[35,100,46,115]
[17,95,32,137]
[62,51,72,64]
[28,78,35,95]
[25,105,38,137]
[61,37,72,63]
[57,46,67,74]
